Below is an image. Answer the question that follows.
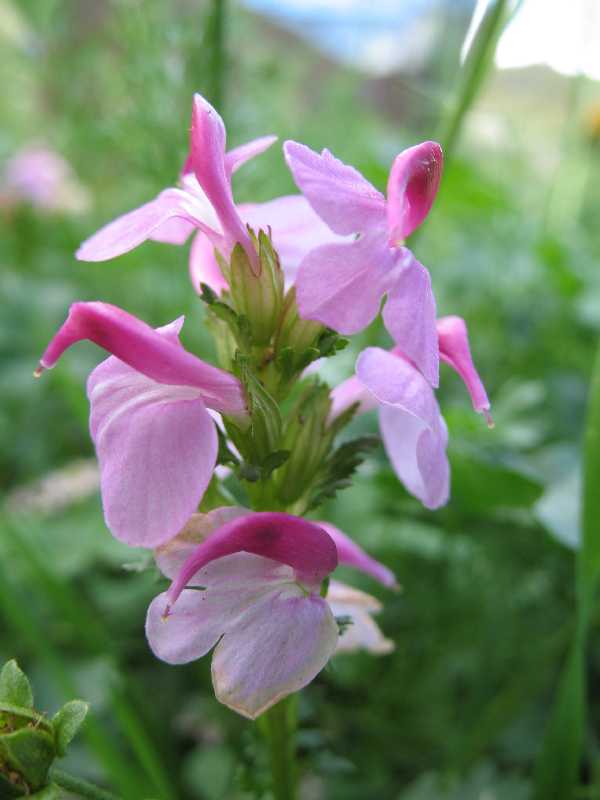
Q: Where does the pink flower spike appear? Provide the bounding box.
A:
[37,301,246,417]
[166,512,338,609]
[317,521,399,589]
[437,315,492,426]
[387,141,443,243]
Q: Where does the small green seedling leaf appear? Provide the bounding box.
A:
[52,700,89,757]
[0,661,33,710]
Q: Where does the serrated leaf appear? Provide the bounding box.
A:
[52,700,89,756]
[260,450,290,480]
[308,435,379,511]
[0,661,33,709]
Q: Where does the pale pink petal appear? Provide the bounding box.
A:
[329,375,379,420]
[189,94,256,269]
[296,237,394,334]
[212,587,338,718]
[87,354,218,547]
[357,347,449,509]
[327,580,394,655]
[283,141,386,236]
[76,188,217,262]
[382,250,439,387]
[146,553,293,664]
[437,316,491,421]
[37,302,246,417]
[240,195,346,283]
[149,215,197,245]
[387,141,443,242]
[224,135,277,177]
[167,512,338,607]
[188,232,229,294]
[155,507,249,579]
[317,522,398,589]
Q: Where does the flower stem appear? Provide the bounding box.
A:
[263,696,297,800]
[50,767,121,800]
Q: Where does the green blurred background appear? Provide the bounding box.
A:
[2,1,600,797]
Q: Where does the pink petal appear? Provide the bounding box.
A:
[329,375,379,420]
[357,347,449,509]
[283,141,386,236]
[382,250,439,387]
[387,141,443,242]
[154,507,249,579]
[88,353,218,547]
[224,135,278,177]
[317,522,398,589]
[327,580,394,655]
[167,512,338,607]
[212,586,338,718]
[37,302,247,417]
[240,194,346,284]
[146,553,293,664]
[437,316,492,423]
[76,188,218,262]
[188,232,230,295]
[296,237,394,334]
[188,94,257,271]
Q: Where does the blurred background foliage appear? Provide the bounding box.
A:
[1,0,600,798]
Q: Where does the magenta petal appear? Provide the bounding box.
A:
[382,250,439,387]
[296,238,393,334]
[437,316,491,420]
[37,302,246,416]
[189,94,256,269]
[188,232,230,295]
[212,588,338,718]
[357,347,449,509]
[167,513,338,607]
[283,141,385,236]
[317,522,398,588]
[224,135,278,177]
[76,188,211,262]
[88,353,218,547]
[387,141,443,242]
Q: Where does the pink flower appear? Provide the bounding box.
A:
[36,302,247,548]
[329,317,491,509]
[76,94,275,273]
[283,140,443,386]
[147,509,396,717]
[1,146,89,213]
[327,581,394,655]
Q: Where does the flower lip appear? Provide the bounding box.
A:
[165,512,339,612]
[386,140,443,243]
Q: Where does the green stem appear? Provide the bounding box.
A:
[263,696,297,800]
[206,0,227,111]
[437,0,514,165]
[50,768,121,800]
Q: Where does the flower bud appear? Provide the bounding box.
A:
[228,230,284,346]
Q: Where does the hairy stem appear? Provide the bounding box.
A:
[50,767,120,800]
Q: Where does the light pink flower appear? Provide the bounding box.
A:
[283,140,443,386]
[146,512,339,718]
[1,146,89,213]
[36,302,247,548]
[328,581,394,655]
[76,94,275,273]
[147,509,396,716]
[330,316,490,508]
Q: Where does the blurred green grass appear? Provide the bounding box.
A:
[2,1,600,798]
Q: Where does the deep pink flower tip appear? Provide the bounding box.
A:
[166,512,339,610]
[387,141,443,243]
[437,315,492,426]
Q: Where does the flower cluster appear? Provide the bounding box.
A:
[37,94,489,718]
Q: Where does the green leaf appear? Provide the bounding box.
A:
[0,661,33,710]
[0,728,56,789]
[260,450,290,480]
[30,784,62,800]
[52,700,89,756]
[309,435,379,511]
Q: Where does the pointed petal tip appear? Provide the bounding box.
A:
[483,408,495,429]
[33,364,44,378]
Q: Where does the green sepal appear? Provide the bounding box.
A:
[259,450,290,480]
[52,700,88,757]
[316,329,350,359]
[216,426,240,467]
[0,662,33,710]
[30,784,62,799]
[308,434,380,511]
[199,283,252,353]
[0,727,55,790]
